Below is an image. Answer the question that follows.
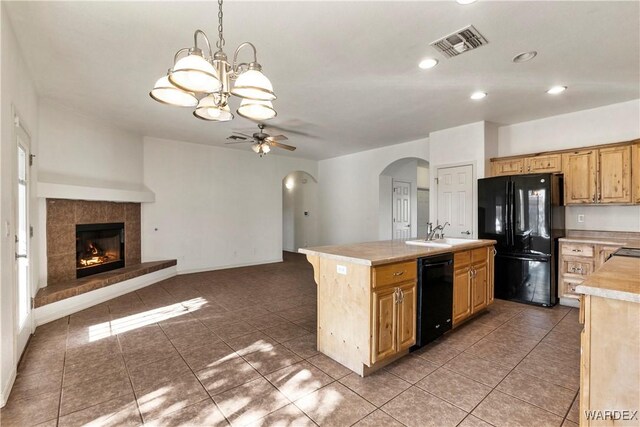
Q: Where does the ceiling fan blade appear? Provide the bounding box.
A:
[269,141,296,151]
[263,124,315,138]
[266,135,288,141]
[233,132,253,138]
[224,140,252,145]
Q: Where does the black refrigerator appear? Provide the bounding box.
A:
[478,173,564,306]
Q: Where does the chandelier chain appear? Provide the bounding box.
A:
[216,0,225,50]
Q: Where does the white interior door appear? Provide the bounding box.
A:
[15,118,33,357]
[436,165,473,238]
[392,180,411,239]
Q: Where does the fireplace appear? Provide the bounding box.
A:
[76,223,125,278]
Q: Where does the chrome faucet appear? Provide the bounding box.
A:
[425,222,451,241]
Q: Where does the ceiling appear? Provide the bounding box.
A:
[4,1,639,160]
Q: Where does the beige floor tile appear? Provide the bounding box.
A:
[58,393,141,427]
[213,377,289,426]
[210,321,258,341]
[265,361,333,401]
[384,354,439,384]
[247,403,315,427]
[0,390,60,427]
[295,382,375,426]
[562,419,579,427]
[307,354,352,380]
[225,331,279,356]
[414,340,462,366]
[63,353,127,387]
[137,374,209,422]
[339,370,411,406]
[243,344,303,375]
[416,368,491,411]
[128,354,191,392]
[458,415,494,427]
[263,322,310,343]
[541,330,581,350]
[195,355,261,396]
[514,354,580,391]
[7,370,62,403]
[472,390,564,427]
[144,398,228,427]
[179,339,237,371]
[497,318,551,340]
[566,394,580,423]
[496,370,576,416]
[246,313,290,330]
[60,369,133,416]
[352,409,404,427]
[381,386,468,427]
[281,333,319,359]
[444,353,511,387]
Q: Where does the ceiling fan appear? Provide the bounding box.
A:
[225,123,296,156]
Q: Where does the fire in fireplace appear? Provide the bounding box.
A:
[76,223,125,278]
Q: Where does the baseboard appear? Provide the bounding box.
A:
[0,368,17,408]
[559,297,580,308]
[176,258,283,275]
[34,266,177,326]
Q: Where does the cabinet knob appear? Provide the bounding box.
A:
[393,271,405,277]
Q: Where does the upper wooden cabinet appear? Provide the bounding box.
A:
[491,158,524,176]
[562,149,598,204]
[525,154,562,173]
[632,142,640,203]
[489,140,638,205]
[598,145,632,204]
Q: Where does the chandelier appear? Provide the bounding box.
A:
[149,0,276,122]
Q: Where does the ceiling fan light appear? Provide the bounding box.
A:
[231,69,276,101]
[251,143,261,153]
[262,144,271,154]
[149,75,198,107]
[236,99,277,121]
[194,95,234,121]
[169,54,221,93]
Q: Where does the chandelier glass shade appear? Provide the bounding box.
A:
[150,0,277,123]
[237,99,276,121]
[149,75,198,107]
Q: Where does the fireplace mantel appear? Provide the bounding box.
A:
[38,181,154,203]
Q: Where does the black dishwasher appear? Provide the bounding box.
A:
[412,254,454,350]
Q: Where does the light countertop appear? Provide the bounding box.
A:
[559,236,640,247]
[299,239,496,266]
[576,256,640,303]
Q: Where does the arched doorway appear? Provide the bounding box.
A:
[282,171,318,252]
[378,158,430,240]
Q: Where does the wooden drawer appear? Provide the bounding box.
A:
[372,261,416,288]
[561,275,584,297]
[562,258,594,276]
[561,243,595,257]
[471,248,487,264]
[454,251,471,268]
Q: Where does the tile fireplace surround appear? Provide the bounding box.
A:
[46,199,141,284]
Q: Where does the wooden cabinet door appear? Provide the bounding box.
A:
[633,143,640,204]
[487,247,495,305]
[471,262,488,314]
[598,145,632,204]
[491,158,524,176]
[397,282,416,352]
[525,154,562,173]
[372,287,397,363]
[453,267,471,326]
[563,150,597,204]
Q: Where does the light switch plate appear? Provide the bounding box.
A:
[336,265,347,275]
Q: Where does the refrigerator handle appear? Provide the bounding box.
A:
[505,180,511,246]
[510,181,517,247]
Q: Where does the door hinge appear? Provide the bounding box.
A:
[30,226,34,238]
[29,154,35,166]
[31,297,35,309]
[435,177,439,184]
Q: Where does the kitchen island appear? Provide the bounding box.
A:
[576,254,640,426]
[300,238,496,376]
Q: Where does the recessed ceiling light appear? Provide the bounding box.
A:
[456,0,477,4]
[470,91,487,100]
[418,58,439,69]
[512,51,537,63]
[547,85,567,95]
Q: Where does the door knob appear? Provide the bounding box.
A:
[15,253,27,260]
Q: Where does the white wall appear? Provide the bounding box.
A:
[38,99,144,190]
[1,5,39,405]
[142,137,317,273]
[498,99,640,232]
[318,138,428,246]
[282,171,319,252]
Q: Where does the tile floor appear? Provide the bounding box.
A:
[1,252,581,427]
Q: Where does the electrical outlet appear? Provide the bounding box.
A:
[336,265,347,275]
[577,214,585,223]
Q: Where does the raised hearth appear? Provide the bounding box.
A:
[34,260,177,307]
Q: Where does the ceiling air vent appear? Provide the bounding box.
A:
[430,25,488,58]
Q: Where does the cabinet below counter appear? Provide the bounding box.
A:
[300,239,496,376]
